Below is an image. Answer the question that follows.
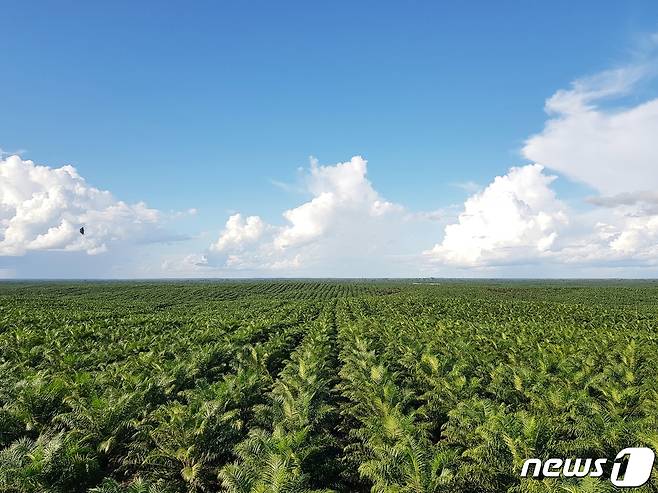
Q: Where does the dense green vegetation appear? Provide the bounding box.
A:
[1,280,657,492]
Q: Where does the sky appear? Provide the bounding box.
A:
[2,1,658,278]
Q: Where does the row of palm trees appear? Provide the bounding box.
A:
[220,305,339,492]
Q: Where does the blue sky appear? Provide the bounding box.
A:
[2,2,658,277]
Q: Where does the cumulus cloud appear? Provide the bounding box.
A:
[196,38,658,275]
[551,197,658,266]
[549,214,658,267]
[273,156,402,250]
[210,214,267,252]
[0,155,162,256]
[424,164,567,266]
[205,156,411,273]
[428,46,658,270]
[11,38,658,277]
[522,58,658,196]
[609,216,658,257]
[518,41,658,267]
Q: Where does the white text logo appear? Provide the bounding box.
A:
[521,447,655,487]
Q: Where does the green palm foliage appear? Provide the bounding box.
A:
[220,309,339,492]
[0,281,657,492]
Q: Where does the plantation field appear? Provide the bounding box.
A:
[1,280,657,492]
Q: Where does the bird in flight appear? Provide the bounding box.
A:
[79,227,85,235]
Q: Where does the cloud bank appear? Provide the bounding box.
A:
[6,38,658,277]
[193,42,658,276]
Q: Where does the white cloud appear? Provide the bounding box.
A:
[10,39,658,278]
[210,213,267,252]
[523,59,658,196]
[552,207,658,266]
[275,193,335,249]
[273,156,401,250]
[518,41,658,267]
[195,37,658,275]
[610,215,658,256]
[205,156,411,273]
[200,138,658,274]
[424,164,567,266]
[160,253,210,275]
[0,155,162,256]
